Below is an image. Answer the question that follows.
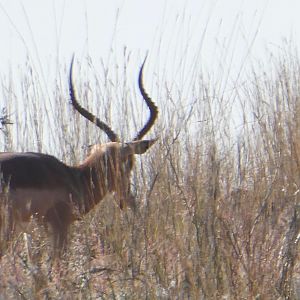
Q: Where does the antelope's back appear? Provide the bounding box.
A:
[0,152,79,191]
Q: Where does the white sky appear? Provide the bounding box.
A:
[0,0,299,74]
[0,0,299,150]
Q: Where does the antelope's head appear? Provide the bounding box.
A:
[69,56,158,209]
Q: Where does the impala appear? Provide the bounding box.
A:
[0,56,158,255]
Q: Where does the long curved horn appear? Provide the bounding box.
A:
[69,55,120,142]
[134,56,158,141]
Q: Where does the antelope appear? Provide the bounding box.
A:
[0,56,158,255]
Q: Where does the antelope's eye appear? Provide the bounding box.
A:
[126,158,134,170]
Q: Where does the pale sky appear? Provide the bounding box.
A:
[0,0,299,151]
[0,0,299,75]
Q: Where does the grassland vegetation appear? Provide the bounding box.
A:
[0,50,300,299]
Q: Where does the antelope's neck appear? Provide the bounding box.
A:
[75,160,108,213]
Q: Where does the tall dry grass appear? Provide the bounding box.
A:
[0,49,300,299]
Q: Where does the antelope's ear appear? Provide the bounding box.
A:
[121,139,157,157]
